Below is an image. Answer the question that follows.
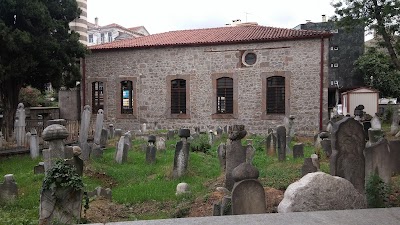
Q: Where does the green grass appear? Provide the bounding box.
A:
[0,133,330,223]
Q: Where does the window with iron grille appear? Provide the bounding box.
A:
[121,80,133,114]
[171,79,186,114]
[92,82,104,113]
[267,76,285,114]
[217,77,233,114]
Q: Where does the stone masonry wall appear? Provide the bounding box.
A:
[85,38,329,136]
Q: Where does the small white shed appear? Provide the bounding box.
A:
[341,87,379,116]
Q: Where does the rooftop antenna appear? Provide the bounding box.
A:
[244,12,252,22]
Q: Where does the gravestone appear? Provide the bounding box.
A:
[39,162,83,225]
[389,141,400,174]
[245,144,256,164]
[364,139,392,183]
[156,137,166,152]
[108,124,114,139]
[284,115,295,153]
[208,130,215,146]
[124,131,132,150]
[87,187,112,200]
[320,139,332,158]
[371,114,382,129]
[15,103,26,146]
[115,135,129,164]
[363,121,371,140]
[176,183,191,195]
[45,119,66,126]
[79,105,91,161]
[390,106,400,135]
[276,126,286,161]
[367,128,385,147]
[173,129,191,178]
[91,143,103,158]
[301,158,317,176]
[311,154,320,171]
[0,131,3,148]
[217,143,227,171]
[30,128,40,159]
[293,143,304,159]
[265,128,276,156]
[26,132,31,147]
[141,123,147,133]
[114,129,123,140]
[94,110,105,146]
[167,130,175,140]
[42,124,69,173]
[100,128,108,148]
[34,162,45,174]
[0,174,18,203]
[225,125,247,191]
[330,117,366,193]
[146,135,157,164]
[278,172,366,213]
[216,127,223,137]
[231,163,266,215]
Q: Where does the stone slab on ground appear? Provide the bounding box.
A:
[84,207,400,225]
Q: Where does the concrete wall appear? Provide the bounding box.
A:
[85,38,329,136]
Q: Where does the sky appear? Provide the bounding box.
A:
[87,0,339,34]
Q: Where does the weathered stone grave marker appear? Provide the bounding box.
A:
[79,105,91,161]
[276,125,286,161]
[30,128,40,159]
[231,163,266,215]
[146,135,157,164]
[0,174,18,203]
[330,117,365,193]
[173,128,191,178]
[265,128,276,156]
[225,125,247,191]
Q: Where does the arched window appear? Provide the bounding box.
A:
[92,81,104,113]
[171,79,186,114]
[267,76,285,114]
[217,77,233,114]
[121,80,133,114]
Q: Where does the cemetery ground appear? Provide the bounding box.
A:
[1,130,400,224]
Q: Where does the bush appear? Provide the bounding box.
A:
[190,134,211,153]
[18,86,44,107]
[366,173,390,208]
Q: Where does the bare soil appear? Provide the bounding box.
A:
[82,174,284,223]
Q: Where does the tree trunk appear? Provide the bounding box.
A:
[0,79,21,141]
[373,0,400,70]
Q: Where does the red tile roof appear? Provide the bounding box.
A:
[90,25,331,51]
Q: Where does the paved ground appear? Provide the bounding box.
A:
[86,207,400,225]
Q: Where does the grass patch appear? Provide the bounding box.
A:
[0,132,349,223]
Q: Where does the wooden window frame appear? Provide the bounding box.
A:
[171,79,187,114]
[166,75,191,119]
[116,77,137,119]
[91,81,104,113]
[212,73,238,119]
[86,77,107,117]
[261,71,291,120]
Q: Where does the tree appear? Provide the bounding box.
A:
[331,0,400,70]
[0,0,86,140]
[355,47,400,97]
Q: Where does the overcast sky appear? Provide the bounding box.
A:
[87,0,339,34]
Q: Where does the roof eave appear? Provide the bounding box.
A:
[89,34,331,52]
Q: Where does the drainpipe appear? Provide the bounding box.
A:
[82,57,86,109]
[319,37,324,131]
